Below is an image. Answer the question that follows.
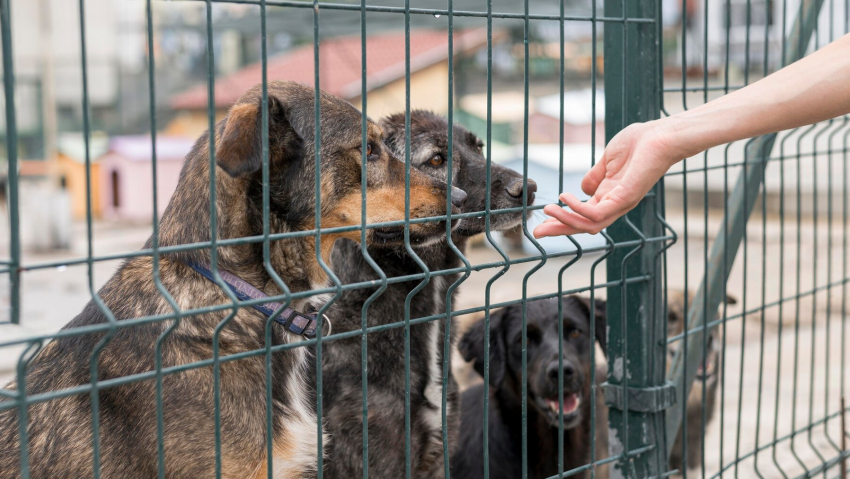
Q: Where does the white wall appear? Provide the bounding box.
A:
[665,0,848,72]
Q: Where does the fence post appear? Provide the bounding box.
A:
[1,0,20,325]
[603,0,669,477]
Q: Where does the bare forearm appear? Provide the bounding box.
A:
[657,32,850,161]
[535,33,850,239]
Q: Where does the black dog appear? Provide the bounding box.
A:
[452,296,606,479]
[322,110,536,478]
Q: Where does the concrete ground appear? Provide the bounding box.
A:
[0,213,847,478]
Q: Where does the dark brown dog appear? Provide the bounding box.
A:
[322,111,535,479]
[0,81,461,479]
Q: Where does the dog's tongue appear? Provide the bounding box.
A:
[547,393,580,415]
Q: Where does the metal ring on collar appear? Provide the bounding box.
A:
[322,314,332,337]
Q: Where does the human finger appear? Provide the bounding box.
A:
[560,192,628,224]
[581,157,608,196]
[541,204,607,235]
[532,220,583,238]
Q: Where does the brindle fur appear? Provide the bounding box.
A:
[0,82,458,479]
[666,290,734,473]
[321,111,535,479]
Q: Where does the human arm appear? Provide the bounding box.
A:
[533,32,850,238]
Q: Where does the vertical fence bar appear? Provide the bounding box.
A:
[0,0,19,326]
[441,2,472,478]
[257,2,296,478]
[399,4,433,479]
[520,2,549,478]
[356,3,388,479]
[78,0,119,475]
[603,0,666,477]
[145,1,182,478]
[481,3,512,478]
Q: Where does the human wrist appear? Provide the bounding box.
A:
[644,117,697,168]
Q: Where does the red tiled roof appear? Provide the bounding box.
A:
[171,29,489,110]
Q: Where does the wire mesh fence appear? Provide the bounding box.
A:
[0,0,847,479]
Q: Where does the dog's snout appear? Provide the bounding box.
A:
[546,360,575,381]
[451,187,468,207]
[526,180,537,204]
[505,178,537,205]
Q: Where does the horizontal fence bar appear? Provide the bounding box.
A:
[0,274,654,410]
[664,145,850,176]
[15,226,673,275]
[0,273,651,352]
[708,406,850,479]
[171,0,656,23]
[666,276,850,344]
[540,444,657,479]
[663,85,748,93]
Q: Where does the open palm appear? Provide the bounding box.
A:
[533,121,678,238]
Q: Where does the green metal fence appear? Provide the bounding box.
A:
[0,0,848,478]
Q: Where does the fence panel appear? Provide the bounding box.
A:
[0,1,848,479]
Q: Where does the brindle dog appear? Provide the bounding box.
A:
[321,110,536,479]
[666,290,735,473]
[0,82,462,479]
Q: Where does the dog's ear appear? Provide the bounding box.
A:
[216,95,287,177]
[572,296,607,355]
[377,113,406,157]
[459,307,508,389]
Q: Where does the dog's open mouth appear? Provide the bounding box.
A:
[695,348,718,381]
[669,340,718,382]
[546,393,581,415]
[537,392,582,427]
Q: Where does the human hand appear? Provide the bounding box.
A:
[533,120,682,238]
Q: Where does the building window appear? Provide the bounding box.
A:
[111,170,120,208]
[724,0,775,29]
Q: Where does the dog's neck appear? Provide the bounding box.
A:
[157,151,333,304]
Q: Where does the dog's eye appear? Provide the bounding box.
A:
[366,144,380,161]
[429,154,445,167]
[568,328,582,340]
[476,141,484,153]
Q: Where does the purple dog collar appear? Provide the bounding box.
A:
[185,261,329,338]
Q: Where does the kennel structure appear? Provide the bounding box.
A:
[0,0,848,478]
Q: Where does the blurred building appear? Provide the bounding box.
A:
[1,0,143,162]
[530,89,605,145]
[662,0,847,75]
[55,133,110,219]
[167,29,491,138]
[457,89,605,147]
[98,135,194,223]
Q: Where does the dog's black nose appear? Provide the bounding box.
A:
[450,187,467,207]
[505,178,537,205]
[547,361,575,381]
